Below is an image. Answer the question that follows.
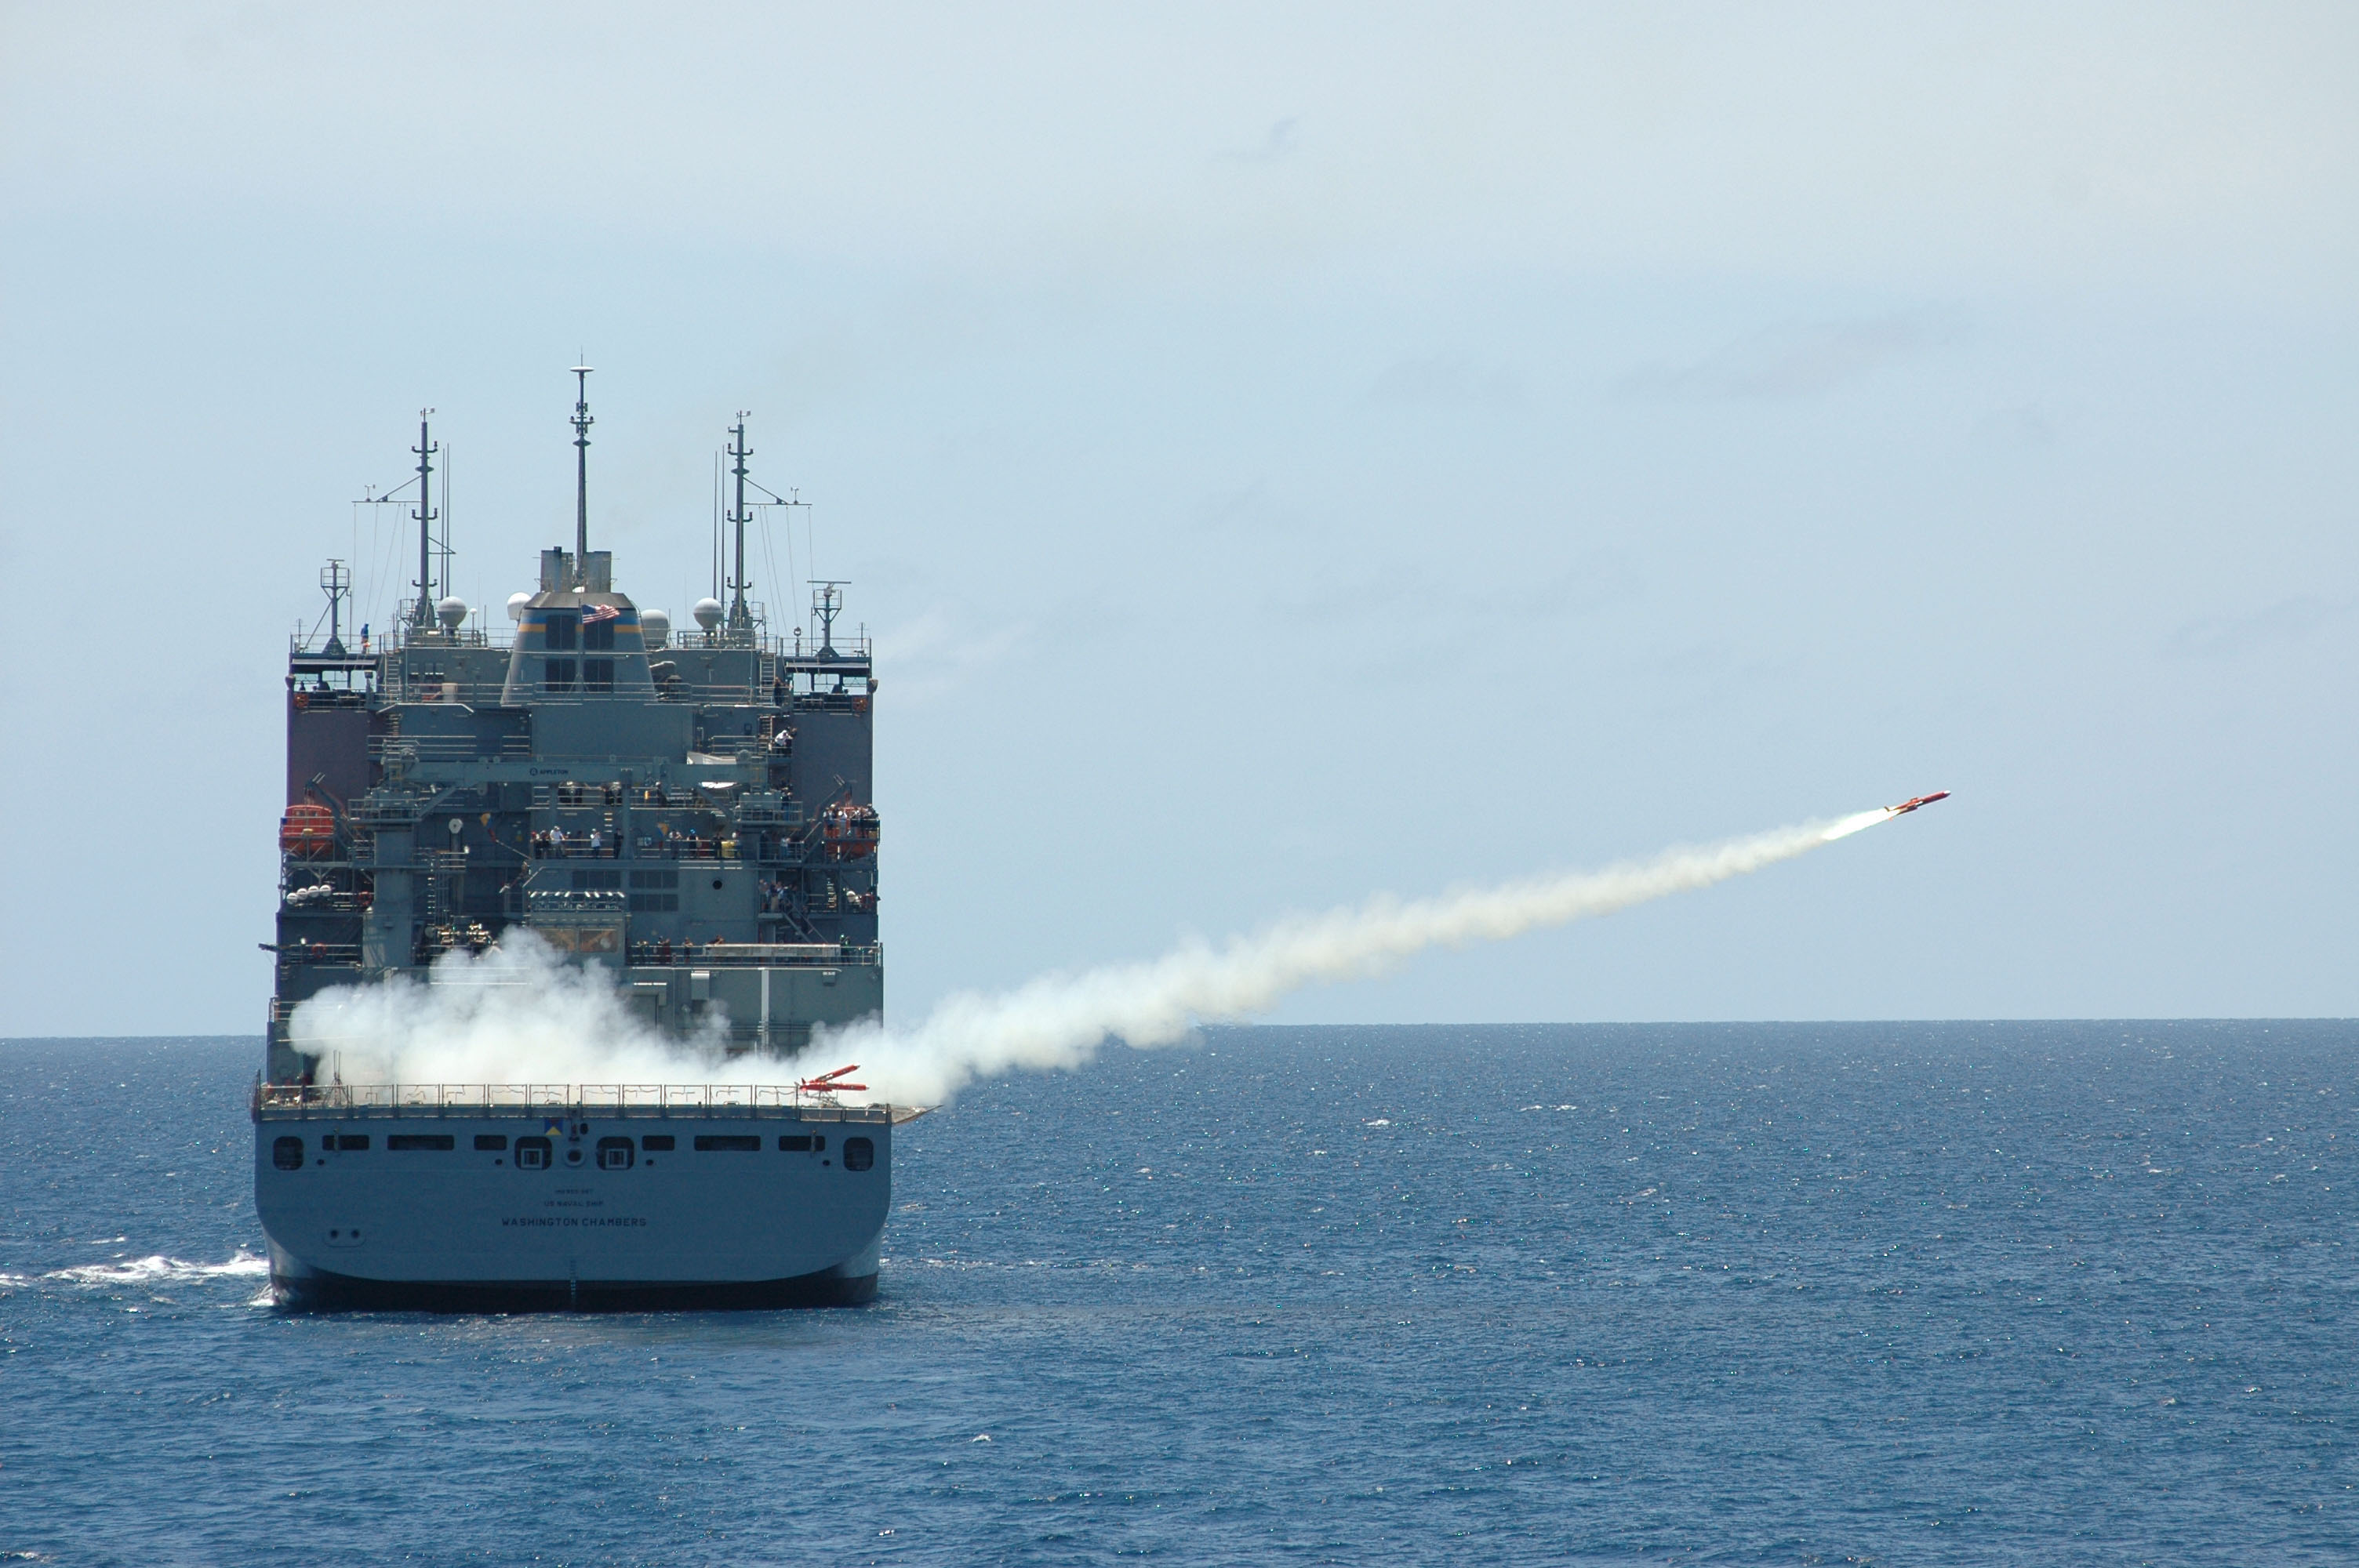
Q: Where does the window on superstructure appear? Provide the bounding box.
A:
[692,1134,761,1152]
[584,659,614,691]
[474,1134,508,1151]
[271,1136,304,1170]
[640,1134,676,1152]
[545,659,576,691]
[583,617,615,652]
[843,1137,875,1171]
[544,612,579,651]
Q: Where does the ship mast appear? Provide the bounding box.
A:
[408,410,438,628]
[570,365,594,587]
[321,559,351,655]
[726,413,754,631]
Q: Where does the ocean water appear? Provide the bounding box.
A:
[0,1022,2350,1566]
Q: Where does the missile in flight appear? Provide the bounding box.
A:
[1885,791,1951,816]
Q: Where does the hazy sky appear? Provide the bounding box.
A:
[3,3,2354,1036]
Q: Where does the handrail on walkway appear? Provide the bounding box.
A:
[251,1080,905,1120]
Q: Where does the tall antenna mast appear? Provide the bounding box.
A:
[726,412,754,630]
[321,559,351,655]
[570,365,594,586]
[438,444,453,613]
[408,409,438,628]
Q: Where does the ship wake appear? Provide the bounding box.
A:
[35,1251,272,1287]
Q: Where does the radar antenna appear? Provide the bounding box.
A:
[408,410,438,629]
[570,365,594,586]
[811,580,847,657]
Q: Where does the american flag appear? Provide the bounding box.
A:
[583,603,621,625]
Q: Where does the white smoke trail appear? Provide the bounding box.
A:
[290,807,1895,1102]
[821,808,1895,1105]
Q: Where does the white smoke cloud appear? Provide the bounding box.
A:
[290,808,1894,1102]
[288,930,736,1086]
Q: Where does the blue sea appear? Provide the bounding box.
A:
[1,1023,2350,1565]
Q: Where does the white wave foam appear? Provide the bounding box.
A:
[44,1250,271,1287]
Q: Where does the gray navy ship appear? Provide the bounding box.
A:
[254,372,910,1310]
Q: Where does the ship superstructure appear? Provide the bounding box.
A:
[254,377,903,1309]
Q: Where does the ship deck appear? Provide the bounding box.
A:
[253,1082,927,1123]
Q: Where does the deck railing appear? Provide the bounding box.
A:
[291,625,874,662]
[252,1081,903,1119]
[623,942,880,968]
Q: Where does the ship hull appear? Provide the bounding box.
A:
[253,1105,891,1312]
[269,1258,879,1312]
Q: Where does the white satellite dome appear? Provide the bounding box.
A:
[506,592,531,622]
[640,608,671,649]
[436,597,469,630]
[692,597,725,630]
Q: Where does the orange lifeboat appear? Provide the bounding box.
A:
[280,804,336,857]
